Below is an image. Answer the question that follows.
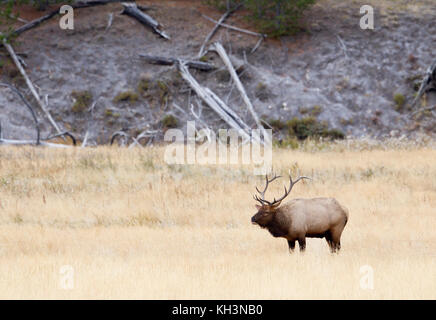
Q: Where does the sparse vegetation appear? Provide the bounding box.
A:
[287,117,345,140]
[264,116,345,141]
[71,90,92,113]
[340,117,354,126]
[161,114,178,129]
[311,105,322,117]
[137,78,150,96]
[199,55,209,63]
[263,117,286,131]
[156,80,170,105]
[274,136,299,149]
[300,105,323,116]
[104,109,114,117]
[299,106,309,115]
[113,90,139,104]
[393,93,406,111]
[255,82,270,101]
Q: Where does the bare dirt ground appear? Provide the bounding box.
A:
[0,0,435,144]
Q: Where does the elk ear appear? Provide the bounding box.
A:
[255,204,262,210]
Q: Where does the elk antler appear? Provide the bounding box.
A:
[254,170,311,207]
[253,173,281,206]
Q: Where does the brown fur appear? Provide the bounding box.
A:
[251,198,349,253]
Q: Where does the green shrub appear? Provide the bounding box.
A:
[113,90,139,104]
[299,106,309,115]
[199,55,209,62]
[311,105,322,116]
[269,119,286,131]
[326,129,345,140]
[287,117,344,140]
[71,90,92,113]
[162,115,178,129]
[137,78,150,96]
[393,93,406,111]
[204,0,316,37]
[255,82,271,101]
[245,0,316,37]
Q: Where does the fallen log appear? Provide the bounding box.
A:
[212,42,270,143]
[121,2,170,40]
[139,54,216,71]
[177,61,253,143]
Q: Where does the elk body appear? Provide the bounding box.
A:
[251,172,349,253]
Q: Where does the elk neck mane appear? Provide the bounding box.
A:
[262,209,291,238]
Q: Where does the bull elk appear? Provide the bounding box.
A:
[251,171,349,253]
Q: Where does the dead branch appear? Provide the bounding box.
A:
[139,54,216,71]
[105,13,114,32]
[3,39,63,135]
[128,129,158,148]
[121,2,170,40]
[81,130,90,148]
[201,14,266,38]
[212,42,269,143]
[44,132,77,146]
[110,131,130,146]
[190,103,212,143]
[336,34,349,59]
[411,59,436,109]
[0,82,40,145]
[250,36,264,54]
[198,6,240,58]
[410,104,436,117]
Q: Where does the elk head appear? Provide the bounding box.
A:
[251,171,310,227]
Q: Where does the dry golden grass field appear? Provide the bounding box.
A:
[0,142,435,299]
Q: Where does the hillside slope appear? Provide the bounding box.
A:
[0,0,435,144]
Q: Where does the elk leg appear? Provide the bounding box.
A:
[287,240,296,253]
[330,227,343,253]
[298,237,306,252]
[325,231,335,253]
